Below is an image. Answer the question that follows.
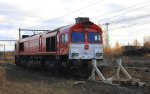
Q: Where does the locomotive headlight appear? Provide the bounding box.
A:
[96,52,102,56]
[71,48,79,57]
[96,53,99,56]
[72,53,76,57]
[75,53,79,56]
[72,53,79,57]
[95,49,102,57]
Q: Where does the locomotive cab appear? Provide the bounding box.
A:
[68,17,103,60]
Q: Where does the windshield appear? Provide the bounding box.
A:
[88,32,100,42]
[72,32,84,42]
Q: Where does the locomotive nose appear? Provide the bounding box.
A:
[69,44,103,59]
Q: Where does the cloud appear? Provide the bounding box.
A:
[0,0,149,51]
[108,23,150,46]
[0,3,28,20]
[0,29,19,39]
[0,23,15,29]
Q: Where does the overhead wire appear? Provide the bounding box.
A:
[109,20,150,30]
[91,0,150,19]
[110,14,150,24]
[98,4,150,22]
[29,0,150,31]
[39,0,150,30]
[100,13,150,25]
[44,0,105,22]
[29,0,105,29]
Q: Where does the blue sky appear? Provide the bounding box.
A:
[0,0,150,51]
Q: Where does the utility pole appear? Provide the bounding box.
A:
[19,28,21,39]
[105,23,110,47]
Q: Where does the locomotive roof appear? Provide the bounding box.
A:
[16,20,102,43]
[19,34,43,43]
[58,20,102,34]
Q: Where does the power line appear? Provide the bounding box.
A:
[101,14,150,47]
[19,29,50,32]
[43,0,105,22]
[0,40,16,41]
[30,0,105,29]
[99,4,150,22]
[92,0,150,19]
[100,13,150,25]
[29,22,59,30]
[109,21,150,30]
[110,14,150,24]
[29,0,150,30]
[18,28,51,39]
[27,0,150,32]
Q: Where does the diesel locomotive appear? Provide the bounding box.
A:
[15,17,103,76]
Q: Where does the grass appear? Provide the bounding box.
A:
[0,59,15,64]
[0,69,84,94]
[127,69,150,84]
[0,57,150,94]
[0,67,147,94]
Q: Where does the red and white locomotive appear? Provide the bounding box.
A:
[15,17,103,76]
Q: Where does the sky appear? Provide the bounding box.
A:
[0,0,150,51]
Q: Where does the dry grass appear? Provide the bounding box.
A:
[0,51,15,64]
[0,69,84,94]
[0,59,15,64]
[0,66,146,94]
[127,69,150,84]
[0,56,149,94]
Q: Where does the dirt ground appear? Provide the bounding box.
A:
[0,63,149,94]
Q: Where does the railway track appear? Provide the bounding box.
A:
[124,66,150,72]
[107,66,150,73]
[0,62,149,94]
[1,62,150,77]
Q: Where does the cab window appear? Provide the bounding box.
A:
[62,34,68,43]
[88,32,100,42]
[72,32,84,42]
